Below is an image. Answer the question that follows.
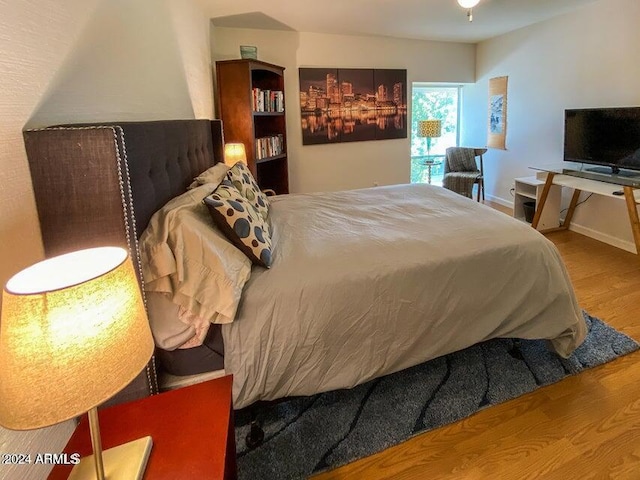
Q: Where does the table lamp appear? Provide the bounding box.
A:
[0,246,155,480]
[418,119,442,159]
[224,142,247,166]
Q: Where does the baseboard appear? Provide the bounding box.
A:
[568,223,637,254]
[485,191,636,253]
[485,193,513,209]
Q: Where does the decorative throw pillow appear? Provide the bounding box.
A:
[225,162,270,221]
[204,181,273,268]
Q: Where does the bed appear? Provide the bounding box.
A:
[23,119,587,409]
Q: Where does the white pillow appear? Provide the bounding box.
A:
[140,183,252,326]
[187,163,230,189]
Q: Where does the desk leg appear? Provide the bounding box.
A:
[623,186,640,254]
[561,189,582,229]
[531,172,555,230]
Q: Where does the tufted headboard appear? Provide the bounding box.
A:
[23,119,224,404]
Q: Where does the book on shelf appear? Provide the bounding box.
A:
[255,134,284,160]
[251,88,284,113]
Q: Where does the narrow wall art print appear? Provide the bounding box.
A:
[488,76,508,150]
[299,68,407,145]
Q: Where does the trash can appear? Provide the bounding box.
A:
[523,201,536,223]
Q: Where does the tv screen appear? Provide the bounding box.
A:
[564,107,640,173]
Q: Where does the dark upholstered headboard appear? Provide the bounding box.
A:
[23,119,224,404]
[112,120,224,239]
[25,120,224,255]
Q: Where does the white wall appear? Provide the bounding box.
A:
[26,0,213,127]
[212,27,476,193]
[168,0,215,119]
[0,3,98,477]
[0,1,212,478]
[462,0,640,251]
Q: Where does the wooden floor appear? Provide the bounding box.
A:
[315,201,640,480]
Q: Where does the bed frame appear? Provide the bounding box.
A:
[23,119,224,405]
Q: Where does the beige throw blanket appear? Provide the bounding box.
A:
[443,147,480,198]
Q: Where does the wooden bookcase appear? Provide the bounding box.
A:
[215,59,289,194]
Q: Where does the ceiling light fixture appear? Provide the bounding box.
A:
[457,0,480,22]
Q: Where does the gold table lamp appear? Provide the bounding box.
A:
[0,247,155,480]
[224,142,248,166]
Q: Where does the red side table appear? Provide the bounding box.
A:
[49,375,236,480]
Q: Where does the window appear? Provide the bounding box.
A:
[410,85,461,185]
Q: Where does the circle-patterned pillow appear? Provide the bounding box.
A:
[226,162,270,222]
[204,182,272,267]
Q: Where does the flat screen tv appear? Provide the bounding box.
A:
[564,106,640,175]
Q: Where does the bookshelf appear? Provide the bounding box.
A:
[215,59,289,194]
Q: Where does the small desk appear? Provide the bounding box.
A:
[49,375,236,480]
[530,165,640,254]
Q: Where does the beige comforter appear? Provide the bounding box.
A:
[223,184,586,408]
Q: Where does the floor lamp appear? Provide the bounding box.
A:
[418,119,442,159]
[0,247,155,480]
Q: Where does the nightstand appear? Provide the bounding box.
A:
[49,375,236,480]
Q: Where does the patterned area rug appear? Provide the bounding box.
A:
[234,312,639,480]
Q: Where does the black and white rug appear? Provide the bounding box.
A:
[235,312,639,480]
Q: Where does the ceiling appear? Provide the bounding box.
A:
[203,0,600,44]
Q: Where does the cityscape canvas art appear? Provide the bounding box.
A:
[299,68,407,145]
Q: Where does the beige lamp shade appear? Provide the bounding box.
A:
[0,247,154,430]
[224,143,247,166]
[418,119,442,138]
